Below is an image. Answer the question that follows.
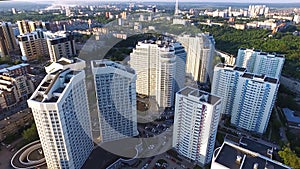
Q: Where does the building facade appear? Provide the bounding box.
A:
[173,86,222,166]
[211,64,246,115]
[231,73,279,134]
[27,61,93,169]
[45,31,76,62]
[129,39,186,107]
[92,60,138,143]
[0,64,34,111]
[18,30,49,61]
[17,20,36,35]
[178,34,215,83]
[236,48,285,79]
[0,22,18,57]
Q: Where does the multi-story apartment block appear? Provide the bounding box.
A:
[45,31,76,62]
[0,63,30,76]
[211,64,246,115]
[211,63,279,133]
[17,20,36,35]
[91,60,138,142]
[18,29,49,61]
[0,22,18,57]
[231,73,279,134]
[0,64,34,111]
[236,48,285,79]
[178,33,215,83]
[27,60,93,169]
[173,86,222,166]
[130,39,186,107]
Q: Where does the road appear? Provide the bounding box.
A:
[274,106,288,143]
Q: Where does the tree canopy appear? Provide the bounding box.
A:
[279,147,300,169]
[200,25,300,79]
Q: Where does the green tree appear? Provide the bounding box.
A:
[278,147,300,169]
[22,123,39,143]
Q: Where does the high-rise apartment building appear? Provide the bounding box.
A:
[236,48,285,79]
[0,28,8,57]
[178,33,215,83]
[231,73,279,134]
[45,31,76,62]
[17,20,36,35]
[91,60,138,142]
[211,64,246,115]
[27,60,93,169]
[0,22,18,57]
[130,39,186,107]
[211,63,279,134]
[18,29,49,61]
[173,86,222,166]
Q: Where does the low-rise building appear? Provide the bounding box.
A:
[212,138,291,169]
[0,109,33,141]
[282,108,300,129]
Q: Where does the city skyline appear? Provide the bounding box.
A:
[0,0,299,168]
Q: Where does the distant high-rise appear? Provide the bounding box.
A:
[17,20,36,35]
[173,86,222,166]
[18,29,49,61]
[45,31,76,62]
[91,60,138,142]
[0,28,8,57]
[27,59,93,169]
[236,48,285,79]
[231,73,279,134]
[211,64,246,115]
[0,22,19,57]
[174,0,179,15]
[129,39,186,107]
[178,34,215,83]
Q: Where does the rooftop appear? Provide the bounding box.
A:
[0,63,29,74]
[241,73,278,84]
[92,60,135,75]
[282,108,300,124]
[30,69,80,103]
[214,141,290,169]
[239,48,285,58]
[178,86,221,105]
[240,137,273,158]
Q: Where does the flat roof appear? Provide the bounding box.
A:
[240,137,272,157]
[282,108,300,124]
[264,77,278,84]
[178,86,221,105]
[92,60,135,75]
[242,73,254,79]
[234,67,246,72]
[31,69,79,103]
[215,142,291,169]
